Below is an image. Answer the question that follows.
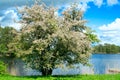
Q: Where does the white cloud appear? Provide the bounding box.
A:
[94,0,104,7]
[78,2,90,12]
[0,8,21,30]
[98,18,120,45]
[0,16,4,21]
[99,18,120,31]
[107,0,119,6]
[0,0,119,12]
[57,0,95,13]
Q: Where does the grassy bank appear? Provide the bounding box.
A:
[0,74,120,80]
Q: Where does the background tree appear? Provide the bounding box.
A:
[93,43,120,54]
[18,3,99,76]
[0,26,17,58]
[0,26,20,75]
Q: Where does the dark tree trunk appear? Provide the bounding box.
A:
[41,68,52,76]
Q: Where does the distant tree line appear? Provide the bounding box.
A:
[93,43,120,54]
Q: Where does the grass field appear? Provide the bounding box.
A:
[0,74,120,80]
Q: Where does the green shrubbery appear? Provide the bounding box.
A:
[0,61,7,74]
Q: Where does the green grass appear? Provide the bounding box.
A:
[0,74,120,80]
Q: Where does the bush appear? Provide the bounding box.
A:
[0,61,7,74]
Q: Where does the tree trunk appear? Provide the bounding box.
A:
[41,68,52,76]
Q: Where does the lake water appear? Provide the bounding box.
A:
[52,54,120,75]
[7,54,120,75]
[90,54,120,74]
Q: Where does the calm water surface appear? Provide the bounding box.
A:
[90,54,120,74]
[52,54,120,75]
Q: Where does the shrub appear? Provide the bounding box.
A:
[0,61,7,74]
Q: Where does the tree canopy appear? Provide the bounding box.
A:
[0,2,99,76]
[16,3,99,76]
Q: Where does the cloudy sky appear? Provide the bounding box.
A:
[0,0,120,45]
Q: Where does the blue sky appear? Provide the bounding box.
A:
[0,0,120,45]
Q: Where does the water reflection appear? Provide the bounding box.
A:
[53,54,120,75]
[91,54,120,74]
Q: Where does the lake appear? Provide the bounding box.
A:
[6,54,120,75]
[52,54,120,75]
[90,54,120,74]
